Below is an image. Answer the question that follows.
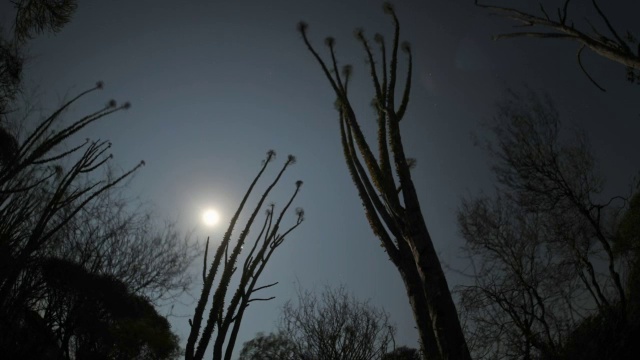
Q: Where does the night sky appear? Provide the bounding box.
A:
[3,0,639,357]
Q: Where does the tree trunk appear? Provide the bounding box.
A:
[406,210,471,360]
[396,254,440,359]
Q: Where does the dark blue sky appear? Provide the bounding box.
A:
[3,0,639,357]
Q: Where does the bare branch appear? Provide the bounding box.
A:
[577,45,606,92]
[478,0,640,87]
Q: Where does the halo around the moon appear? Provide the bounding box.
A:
[202,209,220,227]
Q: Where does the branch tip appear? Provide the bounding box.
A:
[266,149,276,161]
[342,65,353,77]
[383,2,394,15]
[297,21,308,34]
[324,37,335,47]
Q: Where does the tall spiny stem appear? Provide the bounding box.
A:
[185,151,304,360]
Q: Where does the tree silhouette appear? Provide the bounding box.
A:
[0,81,194,359]
[238,332,296,360]
[455,88,636,359]
[382,346,421,360]
[0,81,142,325]
[1,0,78,116]
[298,3,470,359]
[279,284,395,360]
[38,258,180,360]
[1,256,182,359]
[47,190,197,304]
[1,3,193,356]
[10,0,77,43]
[616,192,640,310]
[185,151,304,360]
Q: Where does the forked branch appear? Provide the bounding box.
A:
[476,0,640,88]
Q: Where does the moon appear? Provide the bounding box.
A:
[202,209,220,227]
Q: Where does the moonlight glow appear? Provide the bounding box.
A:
[202,209,220,227]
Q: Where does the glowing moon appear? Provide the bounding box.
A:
[202,209,220,227]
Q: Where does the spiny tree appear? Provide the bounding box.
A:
[1,3,193,356]
[0,81,145,355]
[0,81,142,313]
[298,3,470,359]
[185,150,304,360]
[476,0,640,90]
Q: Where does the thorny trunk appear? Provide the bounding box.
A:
[406,214,470,359]
[395,251,440,359]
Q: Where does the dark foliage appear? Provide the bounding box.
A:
[239,332,296,360]
[382,346,421,360]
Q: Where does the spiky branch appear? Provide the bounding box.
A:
[0,82,141,314]
[185,151,304,360]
